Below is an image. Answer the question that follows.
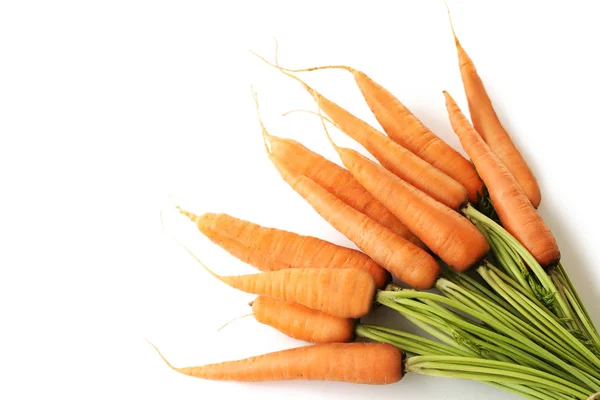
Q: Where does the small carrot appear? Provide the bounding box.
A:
[190,248,375,318]
[251,296,356,343]
[263,130,423,247]
[179,210,389,288]
[319,114,489,272]
[251,46,483,203]
[255,55,468,210]
[149,341,403,384]
[444,91,559,267]
[447,8,541,208]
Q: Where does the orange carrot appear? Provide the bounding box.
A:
[252,49,483,203]
[252,296,356,343]
[444,91,559,267]
[255,56,468,209]
[149,341,403,384]
[268,157,439,289]
[179,210,389,288]
[263,131,423,247]
[193,252,375,318]
[448,10,541,208]
[319,117,489,272]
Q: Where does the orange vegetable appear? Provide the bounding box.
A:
[448,10,541,207]
[179,210,389,288]
[252,296,355,343]
[444,91,559,267]
[149,341,403,384]
[320,117,489,272]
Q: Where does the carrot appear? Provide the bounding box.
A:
[319,115,489,272]
[251,296,356,343]
[447,8,541,208]
[267,156,439,289]
[263,131,423,248]
[254,55,468,210]
[444,91,559,267]
[179,210,390,288]
[149,341,403,384]
[252,47,483,203]
[188,246,375,318]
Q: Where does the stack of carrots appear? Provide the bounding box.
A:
[150,4,599,399]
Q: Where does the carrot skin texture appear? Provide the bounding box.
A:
[350,70,483,204]
[444,91,559,267]
[301,85,467,210]
[267,134,422,247]
[270,158,439,289]
[335,146,489,272]
[453,33,541,208]
[252,296,355,343]
[221,267,375,319]
[182,211,389,288]
[154,342,403,384]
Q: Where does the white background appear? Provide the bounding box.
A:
[1,1,599,399]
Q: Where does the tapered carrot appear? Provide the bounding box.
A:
[447,9,541,208]
[264,131,423,247]
[444,91,559,267]
[254,55,468,210]
[179,210,389,288]
[149,341,403,384]
[252,296,356,343]
[251,47,483,203]
[319,115,489,272]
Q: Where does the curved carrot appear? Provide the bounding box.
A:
[319,116,489,272]
[444,91,559,267]
[447,9,541,208]
[269,158,439,289]
[263,131,422,247]
[251,50,483,203]
[252,296,355,343]
[149,341,403,384]
[254,56,468,210]
[179,210,389,288]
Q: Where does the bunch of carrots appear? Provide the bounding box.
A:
[151,5,600,400]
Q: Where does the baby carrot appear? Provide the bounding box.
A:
[447,8,541,207]
[252,296,356,343]
[444,91,559,267]
[179,210,389,288]
[149,341,403,384]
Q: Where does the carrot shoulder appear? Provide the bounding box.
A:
[444,91,559,267]
[149,341,403,384]
[449,17,541,207]
[180,210,389,288]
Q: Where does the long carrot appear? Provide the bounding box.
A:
[179,210,389,288]
[447,9,541,208]
[268,156,439,289]
[263,130,423,247]
[444,91,559,267]
[319,115,489,272]
[254,56,468,210]
[252,296,356,343]
[149,341,403,384]
[251,47,483,203]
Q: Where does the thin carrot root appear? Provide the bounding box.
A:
[282,109,337,127]
[149,341,403,384]
[218,313,253,332]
